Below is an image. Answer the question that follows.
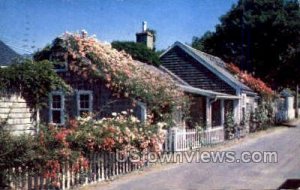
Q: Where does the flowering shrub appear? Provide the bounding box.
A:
[34,31,188,124]
[0,114,166,187]
[70,113,166,154]
[227,63,274,97]
[41,114,165,180]
[226,64,276,129]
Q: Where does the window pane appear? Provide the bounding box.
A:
[51,53,67,71]
[80,94,90,109]
[52,95,61,108]
[52,110,61,124]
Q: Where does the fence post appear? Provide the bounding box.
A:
[66,162,70,189]
[173,128,178,152]
[168,128,172,152]
[62,163,65,190]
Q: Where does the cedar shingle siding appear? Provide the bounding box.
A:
[161,46,236,95]
[41,72,139,123]
[60,73,134,117]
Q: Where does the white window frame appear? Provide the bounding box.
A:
[137,101,147,123]
[49,91,65,125]
[76,90,93,117]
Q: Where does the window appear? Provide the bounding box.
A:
[49,91,65,125]
[76,90,93,117]
[50,52,68,72]
[136,101,147,123]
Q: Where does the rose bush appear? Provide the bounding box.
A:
[34,31,189,124]
[227,63,274,98]
[227,64,277,130]
[1,113,166,188]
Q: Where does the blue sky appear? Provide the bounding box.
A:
[0,0,237,54]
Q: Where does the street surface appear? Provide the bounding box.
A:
[83,126,300,190]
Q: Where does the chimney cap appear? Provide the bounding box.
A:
[81,29,88,38]
[142,21,147,32]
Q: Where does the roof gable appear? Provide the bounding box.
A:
[160,46,236,94]
[161,42,254,95]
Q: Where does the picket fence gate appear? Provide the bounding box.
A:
[164,127,225,152]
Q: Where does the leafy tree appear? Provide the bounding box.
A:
[111,41,161,66]
[192,0,300,88]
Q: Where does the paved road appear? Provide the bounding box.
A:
[86,126,300,190]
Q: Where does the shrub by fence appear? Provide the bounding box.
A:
[6,128,227,189]
[7,151,145,190]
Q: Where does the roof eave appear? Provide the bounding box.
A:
[178,84,240,99]
[241,89,257,96]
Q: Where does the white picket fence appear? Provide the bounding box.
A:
[164,127,225,152]
[7,127,225,189]
[8,152,145,190]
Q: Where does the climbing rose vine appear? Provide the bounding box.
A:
[34,31,189,124]
[227,63,274,97]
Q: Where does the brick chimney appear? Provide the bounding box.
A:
[136,21,154,50]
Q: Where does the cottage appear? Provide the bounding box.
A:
[33,31,184,126]
[1,29,258,136]
[159,42,258,132]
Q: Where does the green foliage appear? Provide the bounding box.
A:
[192,0,300,88]
[249,101,274,132]
[111,41,161,66]
[0,121,37,187]
[0,114,166,187]
[224,112,237,140]
[0,59,70,108]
